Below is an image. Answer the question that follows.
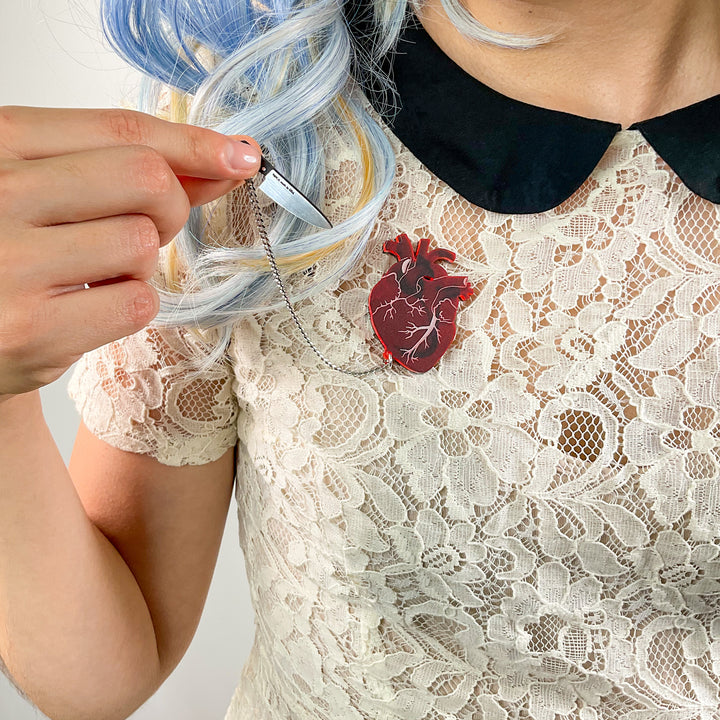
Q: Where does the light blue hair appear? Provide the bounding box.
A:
[99,0,552,371]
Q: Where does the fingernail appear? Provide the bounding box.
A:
[224,141,260,171]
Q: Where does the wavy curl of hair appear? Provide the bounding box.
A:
[99,0,553,372]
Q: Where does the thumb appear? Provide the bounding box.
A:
[178,135,262,207]
[229,134,263,157]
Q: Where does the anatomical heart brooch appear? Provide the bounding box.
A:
[369,233,475,373]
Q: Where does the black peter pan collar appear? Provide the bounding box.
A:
[344,4,720,213]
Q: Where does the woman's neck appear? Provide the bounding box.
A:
[416,0,720,128]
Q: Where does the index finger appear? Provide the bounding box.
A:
[0,105,261,180]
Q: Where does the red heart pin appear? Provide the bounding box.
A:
[369,233,474,373]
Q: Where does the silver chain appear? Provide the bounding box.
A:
[244,180,392,377]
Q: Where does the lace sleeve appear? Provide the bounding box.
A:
[67,319,239,467]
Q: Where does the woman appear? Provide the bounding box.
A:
[1,0,720,718]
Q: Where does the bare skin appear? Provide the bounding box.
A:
[0,108,261,720]
[0,106,261,401]
[416,0,720,129]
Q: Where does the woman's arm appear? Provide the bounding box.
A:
[0,390,162,720]
[0,390,235,720]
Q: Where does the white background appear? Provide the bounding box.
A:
[0,2,254,718]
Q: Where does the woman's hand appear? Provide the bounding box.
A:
[0,105,261,400]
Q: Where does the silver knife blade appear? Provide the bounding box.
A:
[239,140,332,229]
[256,156,333,229]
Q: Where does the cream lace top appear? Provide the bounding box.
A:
[68,109,720,719]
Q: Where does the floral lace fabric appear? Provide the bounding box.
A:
[68,322,239,466]
[69,115,720,719]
